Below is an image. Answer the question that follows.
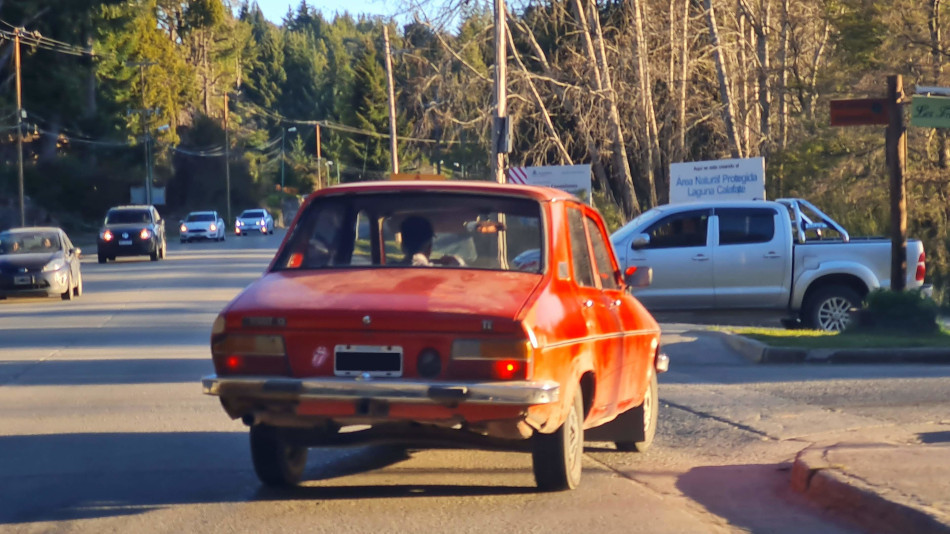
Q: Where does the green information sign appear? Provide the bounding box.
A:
[911,95,950,128]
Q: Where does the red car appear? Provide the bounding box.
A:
[203,181,667,491]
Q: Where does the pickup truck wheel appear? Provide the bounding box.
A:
[532,388,583,491]
[250,425,308,487]
[805,286,861,332]
[616,372,658,452]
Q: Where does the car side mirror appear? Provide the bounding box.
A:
[624,265,652,288]
[71,247,81,257]
[631,233,650,250]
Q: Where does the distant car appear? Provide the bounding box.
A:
[0,227,83,301]
[235,209,274,236]
[97,205,167,263]
[180,211,226,243]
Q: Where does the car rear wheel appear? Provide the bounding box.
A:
[532,387,583,491]
[97,254,106,264]
[250,424,308,487]
[804,286,861,332]
[615,372,658,452]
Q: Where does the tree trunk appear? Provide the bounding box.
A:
[929,0,950,168]
[586,0,640,218]
[629,0,660,208]
[756,0,771,160]
[705,0,744,158]
[675,0,690,164]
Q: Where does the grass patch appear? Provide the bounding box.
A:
[719,326,950,349]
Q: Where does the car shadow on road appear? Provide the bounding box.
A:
[0,432,537,525]
[675,463,863,533]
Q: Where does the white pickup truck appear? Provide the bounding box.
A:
[610,198,930,331]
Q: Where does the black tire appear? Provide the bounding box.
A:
[616,372,658,452]
[804,285,861,332]
[97,254,106,264]
[159,241,166,259]
[532,387,583,491]
[61,274,73,301]
[73,271,83,297]
[250,425,308,487]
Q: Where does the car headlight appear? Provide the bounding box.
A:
[139,229,152,240]
[101,229,114,241]
[259,219,266,226]
[209,223,217,232]
[180,224,188,233]
[237,221,244,227]
[42,258,66,272]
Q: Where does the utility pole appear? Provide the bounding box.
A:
[14,28,25,226]
[383,26,399,174]
[128,61,156,204]
[224,93,231,224]
[492,0,508,184]
[281,126,296,191]
[315,124,322,188]
[886,75,908,291]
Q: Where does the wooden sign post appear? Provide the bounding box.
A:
[829,75,907,291]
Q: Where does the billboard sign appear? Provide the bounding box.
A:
[669,157,765,204]
[507,164,592,203]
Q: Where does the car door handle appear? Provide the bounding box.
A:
[763,252,782,259]
[691,254,710,262]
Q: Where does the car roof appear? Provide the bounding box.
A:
[2,226,63,234]
[108,205,154,211]
[308,180,577,203]
[188,211,217,215]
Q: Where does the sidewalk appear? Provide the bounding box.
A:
[704,329,950,533]
[717,330,950,364]
[791,442,950,534]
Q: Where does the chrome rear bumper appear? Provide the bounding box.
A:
[202,375,560,406]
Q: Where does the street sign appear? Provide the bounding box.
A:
[390,173,446,181]
[910,95,950,128]
[830,98,890,126]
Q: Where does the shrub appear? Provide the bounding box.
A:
[846,288,939,335]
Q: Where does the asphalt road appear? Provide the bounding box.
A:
[1,232,947,533]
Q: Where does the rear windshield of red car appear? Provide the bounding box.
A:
[273,192,545,273]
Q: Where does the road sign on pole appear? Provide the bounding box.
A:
[910,95,950,128]
[830,98,890,126]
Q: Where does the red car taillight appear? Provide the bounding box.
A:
[450,338,532,381]
[916,252,926,282]
[211,333,288,376]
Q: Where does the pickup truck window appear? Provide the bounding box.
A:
[716,208,775,245]
[587,214,620,290]
[568,208,596,287]
[644,211,709,249]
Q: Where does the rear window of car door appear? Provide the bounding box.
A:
[586,214,620,290]
[716,208,775,245]
[567,208,596,287]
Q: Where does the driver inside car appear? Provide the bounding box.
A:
[399,215,464,267]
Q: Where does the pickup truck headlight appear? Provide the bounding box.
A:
[139,229,152,240]
[180,224,188,233]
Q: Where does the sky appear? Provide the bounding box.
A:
[253,0,397,24]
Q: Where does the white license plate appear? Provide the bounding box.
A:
[13,275,31,285]
[118,240,133,246]
[334,345,403,377]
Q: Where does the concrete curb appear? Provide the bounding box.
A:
[706,330,950,365]
[791,447,950,534]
